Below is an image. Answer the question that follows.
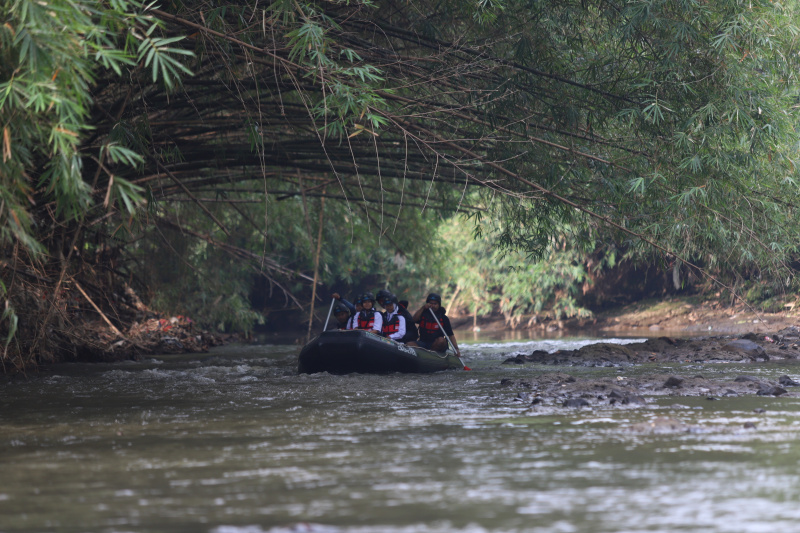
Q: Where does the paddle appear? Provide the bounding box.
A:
[322,298,336,331]
[428,308,470,370]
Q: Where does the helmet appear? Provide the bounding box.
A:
[362,292,375,302]
[354,295,364,304]
[376,289,391,301]
[426,293,442,304]
[333,305,349,315]
[381,293,397,306]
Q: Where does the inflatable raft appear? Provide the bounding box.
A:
[298,329,463,374]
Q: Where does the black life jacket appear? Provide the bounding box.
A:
[356,309,376,330]
[399,307,418,342]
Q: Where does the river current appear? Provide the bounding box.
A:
[3,337,800,533]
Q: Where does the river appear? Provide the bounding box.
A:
[3,337,800,533]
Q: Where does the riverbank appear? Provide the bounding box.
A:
[9,294,800,372]
[453,294,800,338]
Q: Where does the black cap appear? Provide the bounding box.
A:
[333,305,349,315]
[426,293,442,303]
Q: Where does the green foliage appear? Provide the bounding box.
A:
[134,188,445,332]
[740,278,799,313]
[5,0,800,359]
[275,0,390,139]
[437,217,612,323]
[0,0,194,251]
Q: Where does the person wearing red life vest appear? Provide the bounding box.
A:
[379,293,419,343]
[408,293,460,356]
[379,295,407,341]
[353,292,382,334]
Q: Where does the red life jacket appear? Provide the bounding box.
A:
[356,310,376,330]
[418,313,442,340]
[382,313,401,335]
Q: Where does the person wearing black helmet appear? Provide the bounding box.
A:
[379,294,407,341]
[327,303,352,330]
[376,289,392,304]
[410,292,460,355]
[331,292,356,315]
[331,292,357,329]
[353,292,383,333]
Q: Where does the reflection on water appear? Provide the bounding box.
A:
[2,340,800,533]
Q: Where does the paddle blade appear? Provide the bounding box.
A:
[463,366,471,371]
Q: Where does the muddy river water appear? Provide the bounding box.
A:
[3,338,800,533]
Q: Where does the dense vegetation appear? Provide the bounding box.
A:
[2,0,800,369]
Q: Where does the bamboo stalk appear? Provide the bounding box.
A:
[307,192,326,340]
[73,281,124,337]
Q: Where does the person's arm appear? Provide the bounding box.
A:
[441,315,455,337]
[401,309,419,341]
[389,315,406,340]
[371,312,383,333]
[412,302,430,323]
[332,293,356,315]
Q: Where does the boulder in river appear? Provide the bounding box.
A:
[722,339,768,360]
[608,388,647,406]
[664,376,684,388]
[563,398,590,408]
[757,384,787,396]
[575,343,635,363]
[634,337,678,353]
[526,350,551,362]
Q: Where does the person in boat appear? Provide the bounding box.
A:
[345,295,363,329]
[409,293,460,356]
[331,292,356,315]
[379,294,407,342]
[376,289,392,304]
[392,294,419,343]
[327,303,352,330]
[353,292,383,333]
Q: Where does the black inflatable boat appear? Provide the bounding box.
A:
[298,329,464,374]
